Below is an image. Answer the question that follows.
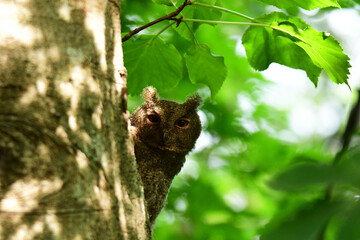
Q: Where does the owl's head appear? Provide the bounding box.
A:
[131,87,202,153]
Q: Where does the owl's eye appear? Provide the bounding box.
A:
[175,119,189,128]
[148,114,160,123]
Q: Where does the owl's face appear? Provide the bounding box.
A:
[131,88,202,153]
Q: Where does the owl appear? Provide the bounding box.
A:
[130,86,202,227]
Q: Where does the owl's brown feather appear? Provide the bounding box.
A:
[130,87,202,227]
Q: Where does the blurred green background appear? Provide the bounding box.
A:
[122,1,360,239]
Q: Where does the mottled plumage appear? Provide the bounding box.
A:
[130,87,201,226]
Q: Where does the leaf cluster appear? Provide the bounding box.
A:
[122,0,359,239]
[263,147,360,240]
[122,0,351,97]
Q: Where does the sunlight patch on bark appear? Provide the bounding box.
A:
[59,65,100,106]
[9,222,45,240]
[92,104,103,129]
[37,144,51,161]
[28,48,60,74]
[76,150,89,169]
[79,131,91,145]
[93,173,112,218]
[55,126,70,143]
[58,1,71,22]
[19,85,37,106]
[0,179,63,213]
[85,8,107,72]
[45,213,61,236]
[73,234,84,240]
[68,114,78,131]
[116,180,129,239]
[36,78,48,95]
[59,81,75,99]
[0,2,42,46]
[101,153,109,173]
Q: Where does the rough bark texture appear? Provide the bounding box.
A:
[0,0,148,239]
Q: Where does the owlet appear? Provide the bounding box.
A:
[130,86,202,227]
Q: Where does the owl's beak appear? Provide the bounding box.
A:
[163,132,169,143]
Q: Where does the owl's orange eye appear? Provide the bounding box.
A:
[148,114,160,123]
[175,119,189,128]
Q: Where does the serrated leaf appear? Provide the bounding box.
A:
[257,0,340,10]
[295,29,350,86]
[123,35,183,95]
[185,44,227,96]
[242,12,350,87]
[152,0,173,6]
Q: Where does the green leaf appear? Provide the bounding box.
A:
[242,12,350,86]
[172,0,222,40]
[123,35,183,95]
[257,0,340,10]
[193,0,222,29]
[185,44,227,96]
[269,162,336,192]
[337,203,360,239]
[295,28,350,86]
[152,0,173,6]
[261,200,343,240]
[269,158,360,192]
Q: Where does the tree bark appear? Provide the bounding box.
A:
[0,0,148,239]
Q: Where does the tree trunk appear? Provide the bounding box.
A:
[0,0,148,239]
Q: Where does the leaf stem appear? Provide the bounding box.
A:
[174,18,307,43]
[170,0,199,45]
[176,18,268,27]
[122,0,191,42]
[152,22,176,42]
[192,2,258,23]
[317,89,360,240]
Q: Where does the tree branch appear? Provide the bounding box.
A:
[317,89,360,240]
[122,0,191,42]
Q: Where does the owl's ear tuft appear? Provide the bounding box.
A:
[184,93,202,110]
[143,86,160,103]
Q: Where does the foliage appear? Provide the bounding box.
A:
[185,44,227,96]
[122,0,350,96]
[257,0,340,10]
[123,34,183,94]
[242,12,350,86]
[262,148,360,240]
[122,0,360,239]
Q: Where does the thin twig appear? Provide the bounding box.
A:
[122,0,191,42]
[317,89,360,240]
[191,2,257,22]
